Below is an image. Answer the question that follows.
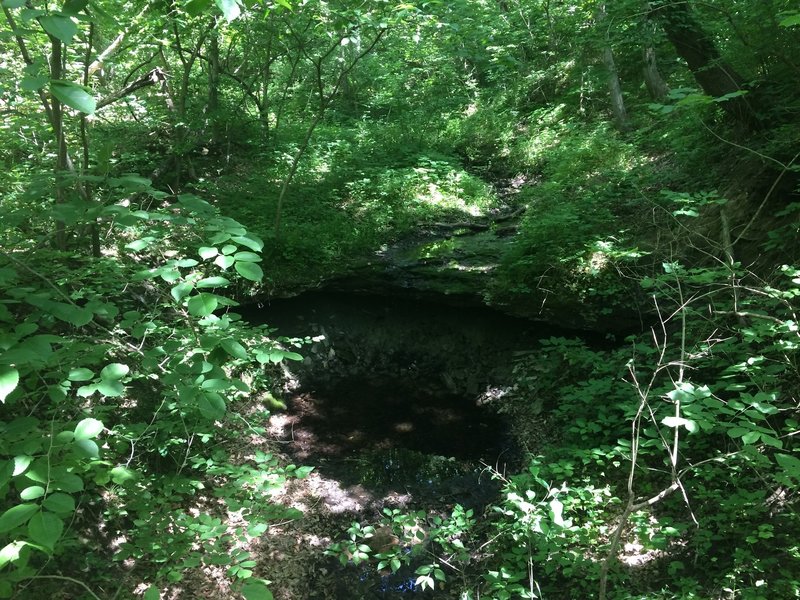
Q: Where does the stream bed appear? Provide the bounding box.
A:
[241,291,587,498]
[238,291,594,597]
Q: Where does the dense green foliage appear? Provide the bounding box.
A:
[1,0,799,598]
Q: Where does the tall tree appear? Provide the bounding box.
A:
[654,0,762,128]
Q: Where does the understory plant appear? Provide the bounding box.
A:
[0,181,311,599]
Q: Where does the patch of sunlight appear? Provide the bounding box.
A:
[415,183,487,217]
[313,159,331,175]
[452,263,497,273]
[419,182,445,205]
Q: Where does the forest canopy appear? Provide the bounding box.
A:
[1,0,799,598]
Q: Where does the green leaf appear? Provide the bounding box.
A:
[1,0,27,8]
[40,14,78,44]
[0,541,26,570]
[274,0,291,9]
[50,80,95,114]
[43,493,75,514]
[199,246,219,259]
[76,384,97,397]
[53,473,83,493]
[233,251,261,262]
[62,0,89,15]
[198,392,226,420]
[21,75,49,91]
[51,302,93,326]
[143,586,161,600]
[241,580,273,600]
[741,431,761,445]
[101,363,129,380]
[0,504,38,533]
[96,380,124,397]
[201,378,230,391]
[126,239,150,251]
[214,255,235,270]
[28,511,63,551]
[215,0,241,22]
[196,276,230,288]
[0,366,19,403]
[67,368,93,382]
[171,282,194,302]
[13,456,32,476]
[20,486,45,501]
[760,434,783,449]
[74,439,99,458]
[109,466,138,485]
[221,339,248,360]
[188,293,219,317]
[74,418,103,440]
[779,13,800,27]
[549,497,565,526]
[661,416,698,433]
[235,261,263,282]
[232,235,264,251]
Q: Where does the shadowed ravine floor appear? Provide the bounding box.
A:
[237,291,600,597]
[240,291,593,499]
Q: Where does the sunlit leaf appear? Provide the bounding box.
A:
[214,255,235,270]
[171,282,195,302]
[20,486,45,501]
[50,80,95,114]
[235,261,263,282]
[215,0,241,22]
[232,235,264,251]
[188,293,219,317]
[13,456,31,476]
[0,366,19,403]
[101,363,129,381]
[196,276,230,288]
[199,246,219,259]
[234,251,261,262]
[779,13,800,27]
[96,380,124,397]
[73,418,103,442]
[198,392,226,420]
[67,368,94,382]
[74,439,100,458]
[0,541,26,569]
[110,466,138,485]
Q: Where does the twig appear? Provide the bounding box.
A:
[26,576,103,600]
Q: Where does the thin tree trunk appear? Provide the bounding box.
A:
[642,46,669,101]
[50,33,67,250]
[598,4,631,131]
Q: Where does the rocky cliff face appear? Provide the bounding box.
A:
[320,225,642,333]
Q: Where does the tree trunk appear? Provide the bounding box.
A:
[50,34,67,250]
[598,4,631,131]
[642,46,669,101]
[655,0,761,128]
[208,27,221,143]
